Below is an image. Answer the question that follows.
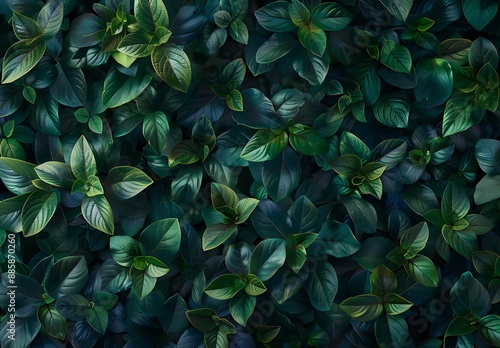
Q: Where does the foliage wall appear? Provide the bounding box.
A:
[0,0,499,347]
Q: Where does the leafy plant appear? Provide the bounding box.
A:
[0,0,499,347]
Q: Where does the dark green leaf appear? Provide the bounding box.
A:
[86,305,108,335]
[254,2,296,32]
[306,261,338,311]
[256,33,299,64]
[375,315,410,348]
[316,220,361,257]
[229,291,255,326]
[45,256,88,299]
[441,182,470,221]
[342,196,378,233]
[151,44,191,92]
[379,0,413,21]
[202,224,238,251]
[139,218,181,264]
[479,314,500,346]
[231,88,283,129]
[102,67,152,108]
[380,40,412,74]
[450,271,491,317]
[55,294,90,321]
[134,0,169,33]
[370,265,397,297]
[70,135,97,180]
[289,127,329,155]
[462,0,498,31]
[185,308,218,333]
[414,58,453,108]
[311,2,352,31]
[129,267,156,299]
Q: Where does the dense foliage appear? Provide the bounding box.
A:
[0,0,499,347]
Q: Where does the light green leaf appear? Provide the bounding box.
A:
[405,254,439,287]
[235,198,259,224]
[204,274,246,300]
[130,267,156,299]
[229,291,256,326]
[70,135,97,180]
[22,190,57,237]
[441,182,470,221]
[37,0,64,40]
[86,305,108,335]
[380,40,412,74]
[110,235,144,267]
[479,314,500,346]
[134,0,169,33]
[298,23,327,57]
[383,293,413,315]
[249,238,286,281]
[107,166,153,200]
[245,274,267,296]
[240,129,288,162]
[139,218,181,264]
[340,294,383,322]
[81,194,114,235]
[311,2,352,31]
[2,38,46,84]
[203,224,238,251]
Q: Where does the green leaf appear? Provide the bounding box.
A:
[55,294,90,321]
[142,111,169,155]
[331,155,362,178]
[139,218,181,264]
[36,305,66,340]
[151,44,191,92]
[186,308,218,333]
[289,127,329,155]
[441,182,470,222]
[117,31,155,58]
[11,12,41,40]
[370,265,397,298]
[438,38,473,65]
[229,291,255,326]
[70,135,97,180]
[171,164,203,204]
[245,274,267,296]
[249,238,286,281]
[134,0,169,33]
[204,328,229,348]
[241,129,288,162]
[414,58,453,108]
[306,261,338,311]
[102,66,152,108]
[86,305,108,335]
[289,0,310,27]
[129,266,156,299]
[475,139,500,175]
[211,182,239,217]
[235,198,259,224]
[45,256,89,299]
[159,294,189,339]
[21,190,57,237]
[168,140,200,167]
[298,23,326,57]
[254,2,296,32]
[383,293,413,315]
[107,166,153,201]
[214,10,232,28]
[226,89,243,112]
[379,0,413,21]
[340,294,383,322]
[202,224,238,251]
[479,314,500,346]
[205,274,246,300]
[2,38,46,84]
[401,183,439,216]
[373,92,410,128]
[311,2,352,31]
[37,0,63,39]
[110,235,144,267]
[445,316,480,337]
[405,254,439,287]
[463,0,498,31]
[400,222,429,257]
[231,88,283,128]
[81,194,114,235]
[464,214,493,235]
[340,131,371,163]
[93,291,118,310]
[375,315,410,348]
[380,40,412,74]
[443,93,484,136]
[469,37,499,69]
[229,19,248,45]
[450,271,491,317]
